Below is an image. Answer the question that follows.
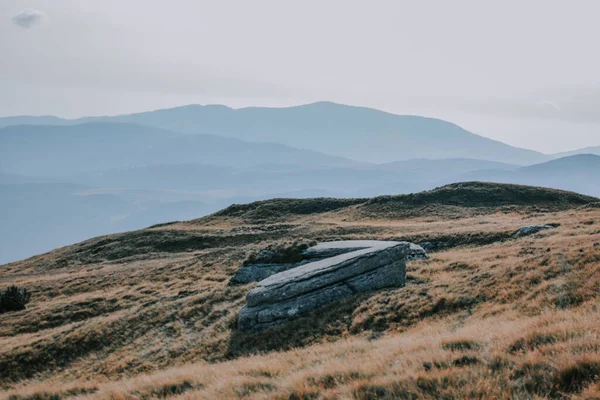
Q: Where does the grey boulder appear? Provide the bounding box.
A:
[238,240,427,330]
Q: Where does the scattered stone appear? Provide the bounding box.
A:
[513,225,555,239]
[237,240,427,330]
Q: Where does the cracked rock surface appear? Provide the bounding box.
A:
[238,240,427,330]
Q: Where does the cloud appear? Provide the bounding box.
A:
[12,9,45,29]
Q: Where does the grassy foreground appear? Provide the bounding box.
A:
[1,183,599,399]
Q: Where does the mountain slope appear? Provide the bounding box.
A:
[0,102,548,165]
[519,153,600,175]
[1,182,599,399]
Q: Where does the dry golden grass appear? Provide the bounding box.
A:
[1,184,599,399]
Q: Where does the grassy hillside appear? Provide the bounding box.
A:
[1,183,600,399]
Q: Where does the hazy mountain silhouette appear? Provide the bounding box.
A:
[552,146,600,158]
[90,102,549,165]
[5,102,598,164]
[0,115,68,128]
[77,163,405,194]
[0,102,548,165]
[464,154,600,197]
[0,122,356,177]
[375,158,517,175]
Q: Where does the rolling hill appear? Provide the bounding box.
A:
[2,182,599,399]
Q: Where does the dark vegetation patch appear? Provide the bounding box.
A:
[7,297,123,336]
[452,355,480,367]
[212,182,597,223]
[423,356,480,371]
[314,230,514,254]
[512,357,600,397]
[133,380,201,398]
[511,360,556,396]
[352,381,419,400]
[364,182,597,210]
[243,240,317,266]
[50,228,299,266]
[442,339,483,352]
[7,387,98,400]
[580,201,600,209]
[306,372,367,389]
[0,285,31,313]
[508,331,579,354]
[147,221,180,229]
[281,390,320,400]
[553,358,600,394]
[233,382,275,397]
[214,197,365,221]
[400,230,515,251]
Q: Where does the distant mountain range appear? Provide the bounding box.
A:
[0,102,558,165]
[464,154,600,198]
[0,122,355,176]
[552,146,600,158]
[1,101,599,264]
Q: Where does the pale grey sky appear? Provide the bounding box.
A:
[2,0,599,153]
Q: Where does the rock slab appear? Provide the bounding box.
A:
[513,225,555,238]
[238,240,427,330]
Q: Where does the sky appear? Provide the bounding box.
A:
[1,0,599,153]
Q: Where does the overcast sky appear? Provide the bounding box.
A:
[2,0,599,153]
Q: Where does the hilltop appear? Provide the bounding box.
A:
[214,182,596,222]
[1,182,600,399]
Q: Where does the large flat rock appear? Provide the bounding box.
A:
[238,240,426,330]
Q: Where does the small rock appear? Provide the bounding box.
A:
[513,225,555,239]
